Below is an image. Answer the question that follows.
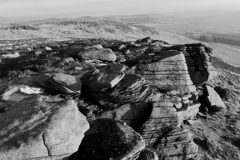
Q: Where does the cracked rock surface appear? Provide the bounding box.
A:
[0,95,89,160]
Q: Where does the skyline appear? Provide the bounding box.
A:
[1,0,240,19]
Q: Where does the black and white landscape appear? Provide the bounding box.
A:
[0,0,240,160]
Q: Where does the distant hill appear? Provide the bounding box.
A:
[17,18,71,25]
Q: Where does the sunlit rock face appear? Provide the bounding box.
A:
[132,51,196,94]
[0,96,89,160]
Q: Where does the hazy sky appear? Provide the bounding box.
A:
[1,0,240,18]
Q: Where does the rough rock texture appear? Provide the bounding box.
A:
[82,64,125,92]
[0,96,89,160]
[133,51,196,94]
[139,93,200,160]
[160,43,215,86]
[140,102,180,146]
[137,148,158,160]
[201,85,226,112]
[155,128,198,160]
[74,119,145,160]
[77,48,117,62]
[4,73,82,96]
[96,103,152,130]
[89,73,150,110]
[185,43,216,85]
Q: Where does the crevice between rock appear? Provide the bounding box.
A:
[42,133,52,160]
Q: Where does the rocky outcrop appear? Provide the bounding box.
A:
[132,51,196,94]
[74,119,145,160]
[139,91,200,159]
[0,37,224,160]
[0,96,89,160]
[159,43,215,86]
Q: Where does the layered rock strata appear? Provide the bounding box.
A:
[132,51,196,94]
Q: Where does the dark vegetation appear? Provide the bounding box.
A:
[4,24,39,30]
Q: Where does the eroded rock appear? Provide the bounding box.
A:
[74,119,145,160]
[82,64,125,92]
[0,96,89,160]
[89,74,150,109]
[77,48,117,62]
[137,148,158,160]
[201,85,226,112]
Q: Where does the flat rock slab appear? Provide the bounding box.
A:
[75,119,145,160]
[90,74,149,109]
[82,64,125,92]
[0,96,89,160]
[5,73,82,95]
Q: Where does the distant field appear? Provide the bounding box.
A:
[196,33,240,47]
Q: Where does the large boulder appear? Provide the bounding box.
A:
[96,102,152,130]
[0,96,89,160]
[74,119,145,160]
[201,85,226,112]
[133,51,196,94]
[82,64,125,92]
[77,48,117,62]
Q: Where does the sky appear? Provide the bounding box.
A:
[1,0,240,19]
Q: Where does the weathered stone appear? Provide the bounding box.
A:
[132,51,196,94]
[82,64,125,92]
[90,74,150,109]
[202,85,226,112]
[137,148,159,160]
[75,119,145,160]
[50,73,82,93]
[155,128,198,160]
[184,43,216,84]
[140,102,180,146]
[6,73,82,95]
[77,48,117,62]
[96,103,152,131]
[0,96,89,160]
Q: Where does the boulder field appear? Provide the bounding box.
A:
[0,37,224,160]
